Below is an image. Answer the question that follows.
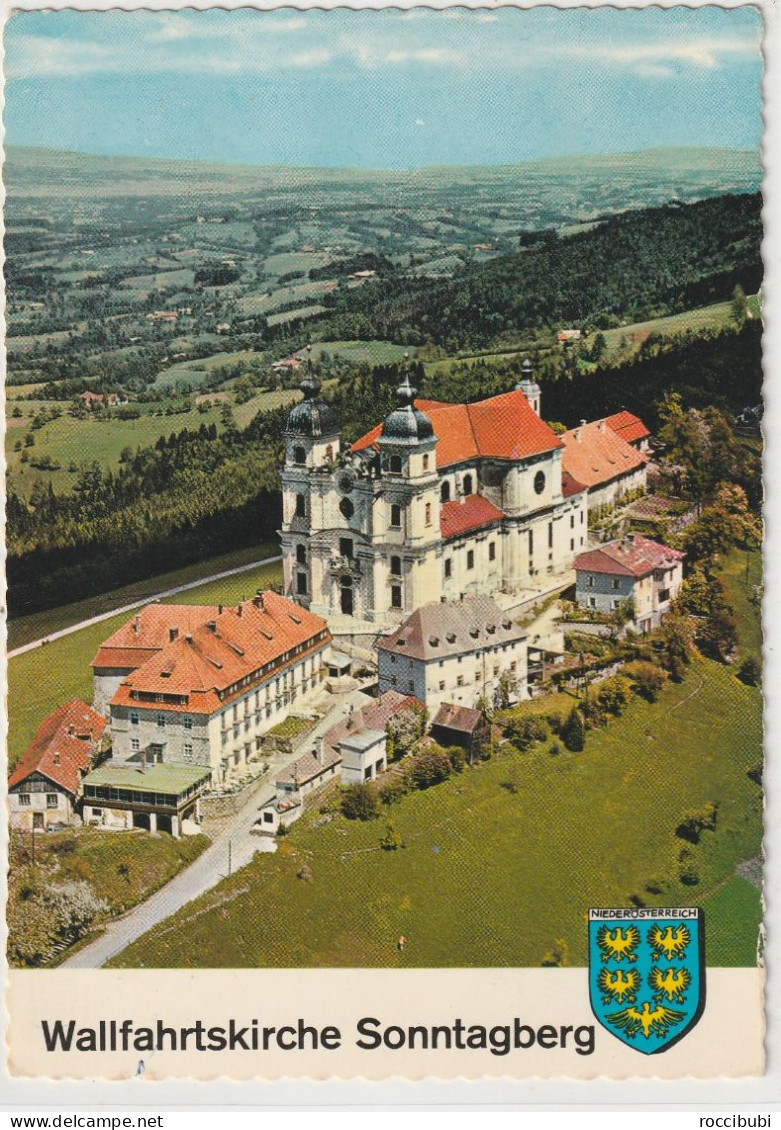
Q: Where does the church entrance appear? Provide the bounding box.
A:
[340,575,353,616]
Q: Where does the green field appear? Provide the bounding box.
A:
[231,386,302,429]
[716,545,763,659]
[267,304,327,327]
[598,300,744,361]
[5,403,224,496]
[7,554,283,769]
[109,653,762,969]
[151,349,261,391]
[308,340,415,365]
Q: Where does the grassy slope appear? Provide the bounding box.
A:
[109,654,762,969]
[716,545,763,659]
[7,556,283,769]
[5,403,223,497]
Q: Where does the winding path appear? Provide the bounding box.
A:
[9,554,282,659]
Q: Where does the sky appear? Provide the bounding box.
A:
[3,6,764,169]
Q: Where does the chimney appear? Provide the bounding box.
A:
[132,615,141,635]
[53,751,60,765]
[312,738,323,764]
[169,627,179,643]
[237,603,243,618]
[254,591,265,610]
[185,632,193,645]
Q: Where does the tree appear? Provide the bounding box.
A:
[561,708,586,752]
[381,822,402,851]
[658,614,694,680]
[624,660,666,702]
[46,881,108,943]
[386,704,426,759]
[504,714,548,751]
[341,782,380,821]
[738,655,761,686]
[494,669,518,710]
[732,283,748,325]
[699,604,738,662]
[406,748,452,790]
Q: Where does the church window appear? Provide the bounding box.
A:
[463,474,474,496]
[339,498,354,519]
[297,573,308,595]
[390,504,402,528]
[528,530,534,554]
[489,542,496,561]
[441,480,451,503]
[571,539,575,551]
[467,550,475,570]
[296,544,307,565]
[293,446,306,466]
[444,559,452,579]
[295,494,306,518]
[548,522,554,548]
[391,585,402,609]
[425,502,432,526]
[390,555,402,576]
[390,454,403,474]
[534,470,546,495]
[339,537,354,559]
[422,454,430,471]
[570,515,575,529]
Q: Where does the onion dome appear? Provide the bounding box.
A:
[285,346,337,437]
[516,356,541,397]
[380,356,434,443]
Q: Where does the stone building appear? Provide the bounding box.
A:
[280,353,588,626]
[574,534,685,630]
[8,699,106,830]
[375,594,528,714]
[560,418,648,512]
[107,592,331,784]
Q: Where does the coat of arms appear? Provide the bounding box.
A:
[589,908,705,1054]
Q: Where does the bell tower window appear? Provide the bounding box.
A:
[390,454,403,474]
[391,585,402,609]
[441,481,451,503]
[390,504,402,529]
[295,494,306,518]
[296,544,307,565]
[390,555,402,576]
[422,454,430,471]
[293,445,306,466]
[296,573,308,595]
[463,474,474,496]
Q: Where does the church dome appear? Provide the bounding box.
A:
[380,361,433,443]
[285,348,338,437]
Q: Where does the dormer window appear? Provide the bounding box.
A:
[446,632,457,643]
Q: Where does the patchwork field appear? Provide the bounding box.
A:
[108,654,762,968]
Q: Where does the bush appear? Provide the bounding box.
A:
[379,777,409,806]
[444,745,466,773]
[561,708,586,752]
[406,749,452,790]
[738,655,762,686]
[596,675,633,717]
[381,823,402,851]
[549,740,563,757]
[624,660,666,702]
[46,881,108,943]
[676,802,719,844]
[504,714,549,752]
[341,782,380,821]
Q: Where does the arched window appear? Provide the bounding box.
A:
[390,454,403,474]
[463,474,474,496]
[422,454,430,471]
[340,497,354,519]
[293,445,306,466]
[295,494,306,517]
[534,470,546,495]
[441,480,451,503]
[390,555,402,576]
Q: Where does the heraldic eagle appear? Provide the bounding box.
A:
[606,1001,686,1040]
[597,967,639,1004]
[649,923,691,962]
[596,924,640,963]
[649,965,691,1004]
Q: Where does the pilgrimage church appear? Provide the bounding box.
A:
[279,353,646,627]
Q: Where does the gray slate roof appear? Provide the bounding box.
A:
[376,595,526,663]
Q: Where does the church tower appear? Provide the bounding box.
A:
[516,357,541,416]
[372,359,440,616]
[279,348,340,605]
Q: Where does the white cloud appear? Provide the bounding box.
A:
[558,33,761,76]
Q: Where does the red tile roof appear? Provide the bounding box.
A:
[560,419,647,489]
[323,690,423,754]
[110,592,331,716]
[352,389,561,469]
[92,603,221,672]
[575,534,685,579]
[9,698,106,796]
[605,411,651,445]
[562,471,587,498]
[440,493,504,539]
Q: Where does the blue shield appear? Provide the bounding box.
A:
[588,908,705,1054]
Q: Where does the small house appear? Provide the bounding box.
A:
[431,702,489,758]
[339,728,387,784]
[575,534,685,630]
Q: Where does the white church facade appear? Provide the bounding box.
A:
[279,353,590,626]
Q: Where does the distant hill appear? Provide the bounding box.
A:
[328,192,763,351]
[5,143,761,200]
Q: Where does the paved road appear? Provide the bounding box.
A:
[9,555,282,659]
[61,683,373,969]
[62,770,280,969]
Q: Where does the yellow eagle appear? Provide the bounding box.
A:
[650,965,691,1004]
[597,967,639,1004]
[649,923,691,962]
[606,1000,686,1040]
[596,924,640,963]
